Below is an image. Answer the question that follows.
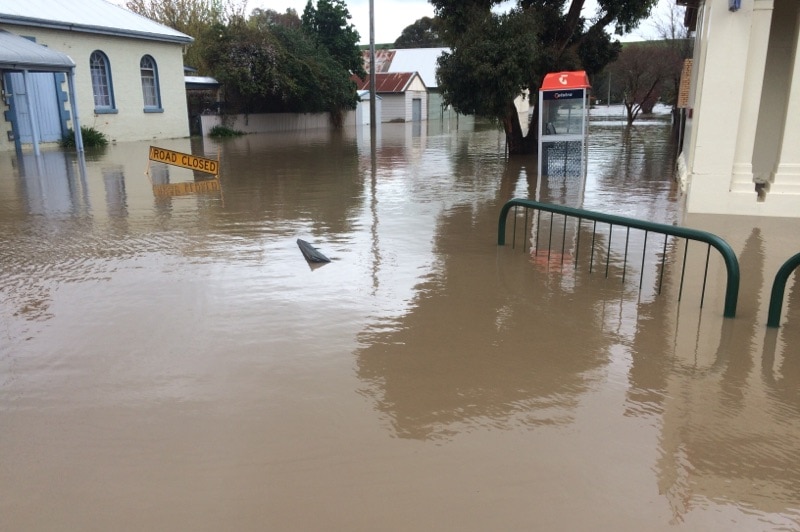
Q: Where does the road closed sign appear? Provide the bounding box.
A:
[149,146,219,177]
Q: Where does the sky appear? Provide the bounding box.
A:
[246,0,678,45]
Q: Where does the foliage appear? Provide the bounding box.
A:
[203,11,358,117]
[394,17,445,48]
[649,0,693,109]
[432,0,659,154]
[209,125,244,137]
[301,0,366,79]
[60,126,108,148]
[437,9,539,119]
[125,0,247,72]
[607,41,684,124]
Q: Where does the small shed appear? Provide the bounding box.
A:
[353,72,427,123]
[538,71,591,178]
[355,90,382,126]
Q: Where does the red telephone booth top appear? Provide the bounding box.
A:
[540,71,591,91]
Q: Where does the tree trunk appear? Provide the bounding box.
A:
[502,100,537,155]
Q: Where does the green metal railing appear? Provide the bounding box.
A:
[498,199,740,318]
[767,252,800,328]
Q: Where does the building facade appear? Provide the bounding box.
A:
[679,0,800,217]
[0,0,192,151]
[353,72,428,123]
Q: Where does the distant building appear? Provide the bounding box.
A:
[362,47,531,122]
[353,72,428,123]
[679,0,800,217]
[0,0,193,152]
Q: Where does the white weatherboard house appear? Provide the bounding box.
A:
[353,72,428,123]
[679,0,800,217]
[0,0,192,152]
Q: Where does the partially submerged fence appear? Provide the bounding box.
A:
[497,199,741,318]
[767,252,800,328]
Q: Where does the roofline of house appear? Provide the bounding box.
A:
[0,15,194,44]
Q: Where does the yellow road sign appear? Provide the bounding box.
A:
[149,146,219,176]
[152,179,221,196]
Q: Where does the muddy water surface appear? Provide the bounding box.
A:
[2,113,800,531]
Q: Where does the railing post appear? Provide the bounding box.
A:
[767,252,800,328]
[498,198,740,318]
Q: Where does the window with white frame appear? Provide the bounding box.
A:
[140,55,162,111]
[90,51,115,112]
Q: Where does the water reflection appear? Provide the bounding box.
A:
[1,116,800,530]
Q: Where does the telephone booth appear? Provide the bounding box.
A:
[538,71,591,178]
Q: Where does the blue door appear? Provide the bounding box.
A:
[6,72,64,144]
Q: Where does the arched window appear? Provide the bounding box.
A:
[140,55,162,111]
[90,51,116,112]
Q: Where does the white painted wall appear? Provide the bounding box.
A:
[0,24,190,151]
[200,111,356,135]
[682,0,800,217]
[380,94,408,122]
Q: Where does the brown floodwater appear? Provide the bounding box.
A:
[2,110,800,531]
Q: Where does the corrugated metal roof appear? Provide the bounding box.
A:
[353,72,423,94]
[185,75,220,90]
[0,28,75,71]
[0,0,192,44]
[363,47,448,89]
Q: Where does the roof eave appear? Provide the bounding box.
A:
[0,15,194,45]
[402,73,426,92]
[4,62,74,72]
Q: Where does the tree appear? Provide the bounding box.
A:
[394,17,445,48]
[608,41,685,125]
[203,11,358,118]
[650,0,693,110]
[432,0,659,155]
[125,0,247,72]
[301,0,366,79]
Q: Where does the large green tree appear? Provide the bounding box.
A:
[433,0,659,154]
[394,16,445,48]
[204,10,358,118]
[301,0,366,79]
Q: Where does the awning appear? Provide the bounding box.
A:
[0,29,75,71]
[0,29,82,154]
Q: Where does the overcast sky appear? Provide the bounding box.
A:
[247,0,677,45]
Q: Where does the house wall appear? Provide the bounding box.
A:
[200,111,356,135]
[379,94,409,122]
[0,24,189,151]
[682,0,800,217]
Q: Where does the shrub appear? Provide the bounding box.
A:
[209,125,244,138]
[61,126,108,148]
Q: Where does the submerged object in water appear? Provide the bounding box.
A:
[296,239,331,263]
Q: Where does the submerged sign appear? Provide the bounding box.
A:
[149,146,219,177]
[152,179,221,196]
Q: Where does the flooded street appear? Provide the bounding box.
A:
[2,111,800,530]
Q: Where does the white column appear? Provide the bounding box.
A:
[730,0,774,193]
[770,7,800,194]
[67,69,84,153]
[686,0,757,213]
